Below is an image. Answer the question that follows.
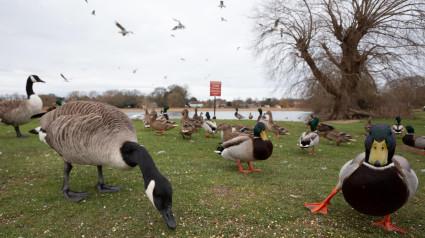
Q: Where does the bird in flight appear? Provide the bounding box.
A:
[133,68,139,74]
[218,1,226,9]
[60,73,72,82]
[261,19,282,37]
[115,21,134,36]
[172,19,185,30]
[91,10,95,16]
[221,17,227,22]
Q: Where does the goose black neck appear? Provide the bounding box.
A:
[26,77,35,98]
[121,141,161,189]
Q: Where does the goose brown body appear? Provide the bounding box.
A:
[39,101,137,169]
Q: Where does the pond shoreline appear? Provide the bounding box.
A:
[120,107,311,112]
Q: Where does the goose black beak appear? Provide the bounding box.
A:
[160,206,176,229]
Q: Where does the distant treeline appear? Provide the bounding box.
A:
[0,84,304,109]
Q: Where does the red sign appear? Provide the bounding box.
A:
[210,81,221,96]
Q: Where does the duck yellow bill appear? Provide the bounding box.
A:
[369,140,388,167]
[260,130,268,141]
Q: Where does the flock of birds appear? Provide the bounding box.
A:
[0,75,424,232]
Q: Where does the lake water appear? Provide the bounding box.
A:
[125,110,312,122]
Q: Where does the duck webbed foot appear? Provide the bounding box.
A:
[247,162,261,172]
[238,162,251,173]
[304,188,339,214]
[372,214,406,233]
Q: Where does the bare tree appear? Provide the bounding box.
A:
[252,0,425,119]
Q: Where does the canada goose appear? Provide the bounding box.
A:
[30,101,176,229]
[305,124,418,233]
[115,21,133,36]
[172,19,185,30]
[265,111,289,139]
[0,75,45,138]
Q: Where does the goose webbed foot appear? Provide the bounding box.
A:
[62,189,91,202]
[14,126,29,138]
[96,183,124,193]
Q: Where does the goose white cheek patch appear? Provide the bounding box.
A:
[30,75,36,83]
[146,180,156,206]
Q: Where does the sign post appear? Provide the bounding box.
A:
[210,81,221,119]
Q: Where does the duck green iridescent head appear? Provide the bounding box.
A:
[163,106,169,113]
[395,116,401,124]
[365,123,396,167]
[235,108,239,112]
[405,125,414,134]
[258,108,263,115]
[206,112,211,120]
[254,122,268,141]
[56,100,62,106]
[309,117,319,131]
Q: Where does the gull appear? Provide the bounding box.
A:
[60,73,72,82]
[236,46,240,50]
[91,10,95,16]
[115,21,133,36]
[172,19,185,30]
[221,17,227,22]
[180,58,185,61]
[164,75,168,79]
[133,68,138,74]
[218,1,226,9]
[84,0,88,3]
[170,34,175,37]
[260,19,281,37]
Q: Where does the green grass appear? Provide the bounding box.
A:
[1,116,424,237]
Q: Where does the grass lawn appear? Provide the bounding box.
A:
[1,115,424,237]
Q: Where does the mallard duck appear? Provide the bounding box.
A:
[203,112,217,138]
[402,125,425,155]
[150,111,178,135]
[214,122,273,173]
[257,108,268,125]
[217,122,245,142]
[143,107,151,130]
[248,112,253,119]
[392,116,404,135]
[319,130,355,146]
[305,124,418,233]
[265,111,289,139]
[234,108,245,120]
[364,116,372,134]
[180,109,196,139]
[306,114,334,132]
[300,118,320,155]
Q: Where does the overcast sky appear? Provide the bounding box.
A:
[0,0,288,101]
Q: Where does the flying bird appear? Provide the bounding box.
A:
[261,19,282,37]
[115,21,133,36]
[91,10,95,16]
[170,34,175,37]
[218,1,226,8]
[236,46,240,50]
[221,17,227,22]
[180,58,185,61]
[172,19,185,30]
[133,68,138,74]
[60,73,71,82]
